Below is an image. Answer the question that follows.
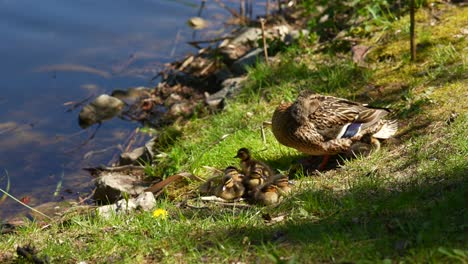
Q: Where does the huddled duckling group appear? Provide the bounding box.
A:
[211,148,292,205]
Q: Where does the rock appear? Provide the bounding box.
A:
[78,94,125,129]
[267,25,291,41]
[285,29,310,44]
[119,139,156,166]
[352,45,372,66]
[94,172,149,203]
[97,192,156,219]
[119,146,147,166]
[205,77,247,109]
[111,86,152,104]
[231,48,263,74]
[187,17,209,30]
[221,27,262,47]
[219,27,262,62]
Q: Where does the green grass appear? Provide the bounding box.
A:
[1,3,467,264]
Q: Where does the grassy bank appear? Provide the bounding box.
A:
[1,2,467,263]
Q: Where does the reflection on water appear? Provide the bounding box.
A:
[0,0,269,219]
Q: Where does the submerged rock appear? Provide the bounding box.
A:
[187,17,209,30]
[78,94,125,128]
[111,86,152,104]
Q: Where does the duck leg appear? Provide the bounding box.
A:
[317,155,330,171]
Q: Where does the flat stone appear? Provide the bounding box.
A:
[97,192,156,218]
[219,27,262,61]
[205,76,247,109]
[119,138,156,166]
[94,172,148,204]
[231,48,263,74]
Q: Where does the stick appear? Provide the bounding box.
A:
[213,0,240,18]
[197,0,206,17]
[260,18,269,65]
[261,124,267,144]
[409,0,416,61]
[266,0,270,18]
[171,29,182,58]
[187,36,232,46]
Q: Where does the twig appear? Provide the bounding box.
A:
[261,124,266,144]
[171,29,182,58]
[187,36,232,46]
[145,172,203,194]
[64,94,94,112]
[0,188,53,221]
[83,165,145,174]
[78,187,97,205]
[84,144,122,160]
[260,18,269,65]
[213,0,240,18]
[123,127,139,153]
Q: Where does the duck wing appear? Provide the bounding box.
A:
[294,94,389,140]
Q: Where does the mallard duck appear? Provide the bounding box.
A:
[254,183,280,205]
[235,148,274,190]
[272,91,398,169]
[214,166,245,200]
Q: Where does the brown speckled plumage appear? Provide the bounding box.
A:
[254,183,279,205]
[235,148,274,190]
[214,166,245,200]
[272,91,397,156]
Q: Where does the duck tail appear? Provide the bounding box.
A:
[372,120,398,139]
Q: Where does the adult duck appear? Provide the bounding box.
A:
[272,91,397,170]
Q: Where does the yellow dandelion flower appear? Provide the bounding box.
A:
[152,208,168,219]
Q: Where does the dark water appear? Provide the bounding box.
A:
[0,0,266,219]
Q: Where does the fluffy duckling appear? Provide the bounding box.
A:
[271,174,292,194]
[272,91,398,169]
[235,148,274,190]
[214,166,245,201]
[254,183,280,206]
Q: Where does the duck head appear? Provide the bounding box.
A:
[234,148,250,161]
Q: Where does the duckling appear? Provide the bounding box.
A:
[272,91,398,170]
[271,174,292,194]
[234,148,274,190]
[214,166,245,201]
[254,183,280,206]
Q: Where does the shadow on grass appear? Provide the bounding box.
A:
[208,163,466,261]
